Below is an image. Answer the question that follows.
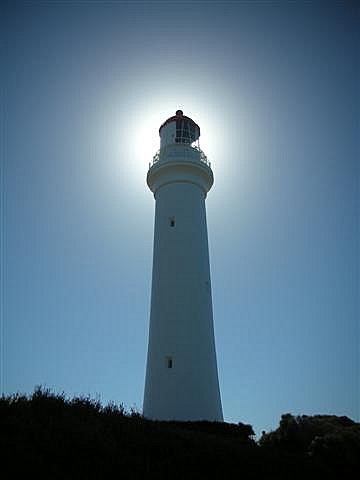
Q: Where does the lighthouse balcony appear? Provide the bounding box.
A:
[147,143,214,196]
[149,144,211,170]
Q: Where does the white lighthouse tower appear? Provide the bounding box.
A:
[143,110,223,422]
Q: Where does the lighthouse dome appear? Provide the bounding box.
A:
[159,110,200,149]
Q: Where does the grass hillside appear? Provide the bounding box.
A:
[1,387,359,479]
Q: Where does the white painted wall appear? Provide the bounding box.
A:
[143,137,223,421]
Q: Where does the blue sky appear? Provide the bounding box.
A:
[2,1,359,434]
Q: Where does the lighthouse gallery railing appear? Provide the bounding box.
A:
[149,145,211,169]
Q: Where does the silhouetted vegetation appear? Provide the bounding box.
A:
[1,387,359,479]
[259,412,360,476]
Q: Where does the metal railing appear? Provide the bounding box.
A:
[149,145,211,169]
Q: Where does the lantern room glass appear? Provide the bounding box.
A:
[175,119,197,144]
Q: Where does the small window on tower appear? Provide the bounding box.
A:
[169,217,175,227]
[165,356,173,369]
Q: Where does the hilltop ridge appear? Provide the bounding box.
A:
[1,387,359,479]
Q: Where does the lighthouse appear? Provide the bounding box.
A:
[143,110,223,422]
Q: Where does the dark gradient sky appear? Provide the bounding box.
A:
[2,1,359,434]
